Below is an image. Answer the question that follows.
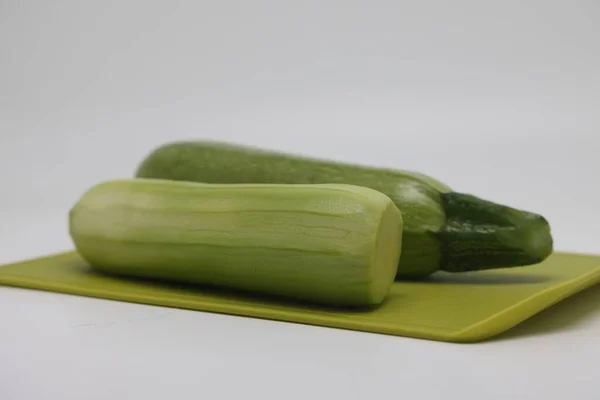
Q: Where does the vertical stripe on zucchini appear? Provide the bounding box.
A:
[69,179,403,307]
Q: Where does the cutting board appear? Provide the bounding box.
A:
[1,250,599,342]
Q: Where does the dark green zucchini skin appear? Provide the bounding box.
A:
[135,140,553,278]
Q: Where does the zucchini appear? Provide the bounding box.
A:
[135,140,554,278]
[69,179,403,307]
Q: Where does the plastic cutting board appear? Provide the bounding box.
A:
[1,250,600,342]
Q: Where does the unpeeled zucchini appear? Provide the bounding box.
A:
[69,179,403,307]
[135,140,554,278]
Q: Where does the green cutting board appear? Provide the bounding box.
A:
[1,251,599,342]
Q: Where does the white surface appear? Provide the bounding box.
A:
[1,1,600,399]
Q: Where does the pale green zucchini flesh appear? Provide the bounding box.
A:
[135,140,554,277]
[69,179,403,307]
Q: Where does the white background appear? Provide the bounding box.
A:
[1,1,599,399]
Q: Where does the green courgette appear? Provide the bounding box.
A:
[135,140,554,278]
[69,179,403,307]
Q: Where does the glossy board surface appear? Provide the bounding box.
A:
[1,251,599,342]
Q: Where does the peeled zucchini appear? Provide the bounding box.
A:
[135,140,554,278]
[69,179,403,307]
